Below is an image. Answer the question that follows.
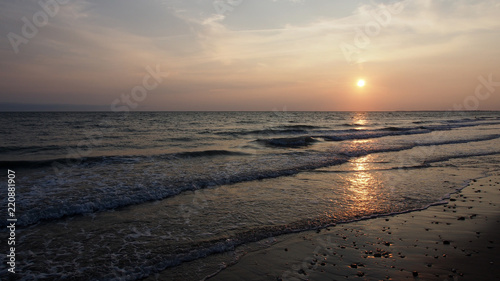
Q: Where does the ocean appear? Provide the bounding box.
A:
[1,111,500,280]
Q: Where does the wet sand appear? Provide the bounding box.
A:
[211,172,500,281]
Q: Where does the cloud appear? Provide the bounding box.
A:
[0,0,499,110]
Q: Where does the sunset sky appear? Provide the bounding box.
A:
[1,0,499,111]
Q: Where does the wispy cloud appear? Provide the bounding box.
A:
[1,0,499,110]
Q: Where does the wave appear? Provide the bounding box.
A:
[174,150,250,158]
[164,137,194,142]
[44,189,478,281]
[423,151,500,165]
[8,132,500,227]
[0,150,251,169]
[443,118,474,124]
[412,120,432,124]
[215,128,309,136]
[4,154,349,227]
[256,136,318,148]
[256,129,427,145]
[415,134,500,147]
[279,124,321,130]
[4,116,500,228]
[342,122,367,127]
[213,125,323,137]
[0,144,63,154]
[318,128,430,142]
[378,126,413,131]
[258,121,500,145]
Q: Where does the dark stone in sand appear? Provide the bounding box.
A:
[357,271,365,277]
[374,253,382,257]
[457,216,466,220]
[412,271,419,277]
[443,240,450,245]
[350,263,357,268]
[284,248,288,251]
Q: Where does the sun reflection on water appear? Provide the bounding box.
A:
[353,112,368,130]
[351,155,375,193]
[344,154,385,216]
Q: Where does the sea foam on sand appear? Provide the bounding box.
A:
[212,173,500,281]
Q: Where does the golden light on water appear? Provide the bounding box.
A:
[346,155,378,213]
[352,112,367,130]
[351,155,375,187]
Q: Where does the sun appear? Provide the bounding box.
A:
[357,79,365,87]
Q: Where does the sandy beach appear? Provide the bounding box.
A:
[211,172,500,281]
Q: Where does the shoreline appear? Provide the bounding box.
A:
[210,172,500,281]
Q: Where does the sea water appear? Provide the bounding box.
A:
[0,111,499,280]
